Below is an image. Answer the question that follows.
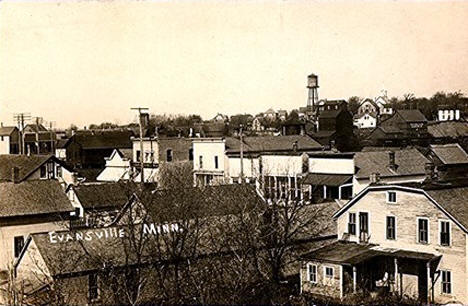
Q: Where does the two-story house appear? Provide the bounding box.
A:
[96,149,134,182]
[0,180,74,272]
[300,184,468,304]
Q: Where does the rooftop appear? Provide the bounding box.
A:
[427,121,468,138]
[72,182,136,210]
[72,130,133,149]
[0,126,17,136]
[0,154,54,182]
[0,180,74,218]
[396,109,427,122]
[354,148,429,179]
[430,143,468,165]
[426,186,468,230]
[225,135,323,154]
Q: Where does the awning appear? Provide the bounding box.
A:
[301,173,352,186]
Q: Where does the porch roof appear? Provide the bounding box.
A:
[301,173,352,187]
[302,241,438,266]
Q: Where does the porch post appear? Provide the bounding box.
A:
[338,185,342,200]
[340,265,344,299]
[426,262,431,304]
[323,185,327,198]
[394,258,399,295]
[352,266,357,293]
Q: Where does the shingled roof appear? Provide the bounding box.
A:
[72,182,135,210]
[0,180,74,218]
[430,143,468,165]
[0,154,54,182]
[427,121,468,138]
[426,186,468,230]
[225,135,322,154]
[396,109,427,122]
[354,148,429,179]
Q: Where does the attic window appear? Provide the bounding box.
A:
[387,191,397,203]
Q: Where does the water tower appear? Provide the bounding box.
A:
[307,74,319,110]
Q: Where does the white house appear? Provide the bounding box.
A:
[193,138,227,186]
[438,108,461,121]
[96,149,133,182]
[353,112,378,129]
[301,184,468,304]
[0,126,19,154]
[375,95,393,116]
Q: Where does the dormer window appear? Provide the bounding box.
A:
[387,191,397,203]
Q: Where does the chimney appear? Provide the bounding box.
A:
[11,167,20,184]
[424,162,435,181]
[388,151,397,171]
[369,172,380,184]
[293,141,298,153]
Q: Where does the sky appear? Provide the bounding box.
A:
[1,0,468,128]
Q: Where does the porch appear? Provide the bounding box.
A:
[302,241,441,303]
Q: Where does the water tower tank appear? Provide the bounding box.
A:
[307,74,319,88]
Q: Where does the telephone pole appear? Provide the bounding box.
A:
[131,107,149,185]
[239,124,244,184]
[13,113,31,154]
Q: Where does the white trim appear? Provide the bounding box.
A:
[358,211,371,242]
[307,263,318,284]
[416,217,430,245]
[438,219,451,247]
[348,212,357,236]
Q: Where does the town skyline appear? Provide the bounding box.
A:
[1,1,468,128]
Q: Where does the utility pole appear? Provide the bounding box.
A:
[32,116,43,154]
[131,107,149,186]
[13,113,31,155]
[239,124,244,184]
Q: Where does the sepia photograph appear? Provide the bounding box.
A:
[0,0,468,304]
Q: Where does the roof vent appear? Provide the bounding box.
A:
[388,151,398,171]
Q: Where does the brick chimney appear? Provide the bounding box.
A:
[388,151,397,171]
[11,167,20,184]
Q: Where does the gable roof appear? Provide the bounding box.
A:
[0,180,74,218]
[354,148,429,179]
[0,154,55,182]
[318,109,342,119]
[396,109,427,122]
[225,135,322,154]
[72,182,135,210]
[56,138,71,149]
[0,126,18,136]
[430,143,468,165]
[333,185,468,234]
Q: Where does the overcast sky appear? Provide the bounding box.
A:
[1,1,467,128]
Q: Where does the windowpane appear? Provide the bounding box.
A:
[440,221,450,246]
[348,213,356,235]
[387,216,396,240]
[308,264,317,283]
[418,219,428,244]
[14,236,25,258]
[325,267,334,278]
[442,270,452,294]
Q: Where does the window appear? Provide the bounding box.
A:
[136,150,141,162]
[418,218,429,244]
[386,216,396,240]
[324,267,334,279]
[40,165,47,178]
[214,156,219,169]
[387,191,397,203]
[307,264,317,283]
[14,236,25,258]
[189,148,193,161]
[441,270,452,294]
[199,156,203,169]
[440,220,450,246]
[348,213,356,235]
[166,149,173,162]
[89,273,99,301]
